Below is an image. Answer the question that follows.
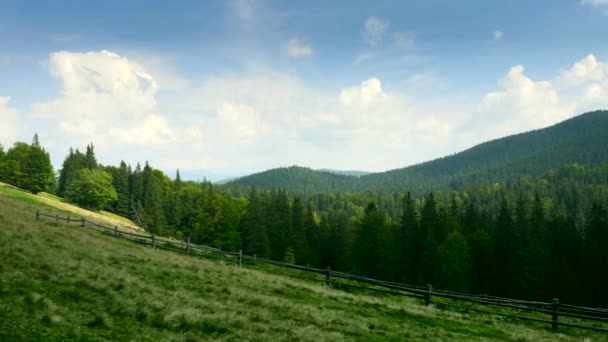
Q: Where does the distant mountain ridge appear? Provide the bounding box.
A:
[317,169,371,177]
[222,110,608,194]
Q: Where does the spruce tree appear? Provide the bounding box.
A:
[114,161,131,216]
[241,187,270,257]
[291,197,310,265]
[493,198,513,296]
[400,192,419,283]
[419,193,439,284]
[85,143,97,170]
[584,203,608,306]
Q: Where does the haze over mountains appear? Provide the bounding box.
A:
[223,110,608,194]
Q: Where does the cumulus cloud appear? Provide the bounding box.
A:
[339,78,387,106]
[33,50,158,123]
[362,17,389,47]
[283,38,313,58]
[7,47,608,178]
[0,97,21,145]
[558,54,608,112]
[217,102,270,142]
[27,50,208,170]
[109,114,178,145]
[474,65,573,142]
[492,30,504,40]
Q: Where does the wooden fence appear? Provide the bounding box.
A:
[36,210,608,333]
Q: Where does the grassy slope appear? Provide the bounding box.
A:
[0,182,142,232]
[0,193,606,341]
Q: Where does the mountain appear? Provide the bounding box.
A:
[317,169,371,177]
[223,110,608,194]
[222,166,358,193]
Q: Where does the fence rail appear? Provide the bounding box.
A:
[35,210,608,333]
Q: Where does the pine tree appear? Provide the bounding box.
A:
[23,138,54,194]
[114,161,130,216]
[85,143,97,170]
[493,198,513,296]
[435,230,472,292]
[129,163,144,210]
[291,197,310,265]
[304,201,321,266]
[419,193,439,284]
[524,194,549,300]
[57,148,87,197]
[241,187,270,257]
[142,162,164,234]
[3,136,54,194]
[353,203,393,279]
[266,189,291,260]
[584,202,608,306]
[399,192,419,283]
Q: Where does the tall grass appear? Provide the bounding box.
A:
[0,193,605,341]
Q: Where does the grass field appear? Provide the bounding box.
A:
[1,189,606,341]
[0,182,142,231]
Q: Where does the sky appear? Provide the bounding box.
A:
[1,0,608,181]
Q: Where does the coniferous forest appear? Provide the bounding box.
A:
[1,111,607,309]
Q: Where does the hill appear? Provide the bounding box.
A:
[2,184,605,340]
[223,110,608,194]
[317,169,371,177]
[0,182,142,232]
[224,166,359,193]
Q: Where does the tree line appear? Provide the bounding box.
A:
[1,137,607,308]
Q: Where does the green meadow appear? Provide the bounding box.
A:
[0,187,606,341]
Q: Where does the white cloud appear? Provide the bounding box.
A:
[109,114,178,145]
[362,17,389,47]
[393,32,415,48]
[7,48,608,178]
[283,38,313,58]
[0,96,21,145]
[558,54,608,112]
[474,65,573,141]
[26,50,215,171]
[339,78,387,106]
[33,50,158,123]
[493,30,504,40]
[217,102,270,142]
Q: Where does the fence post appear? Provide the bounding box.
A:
[325,266,332,285]
[67,216,71,223]
[56,214,59,223]
[552,298,559,331]
[425,284,433,306]
[36,210,40,221]
[253,254,256,261]
[114,226,118,237]
[238,249,243,267]
[152,235,156,249]
[186,237,190,254]
[81,218,85,229]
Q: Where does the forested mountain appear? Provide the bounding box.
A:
[317,169,371,177]
[225,166,359,193]
[2,110,608,307]
[224,110,608,195]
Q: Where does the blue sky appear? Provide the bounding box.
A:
[1,0,608,180]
